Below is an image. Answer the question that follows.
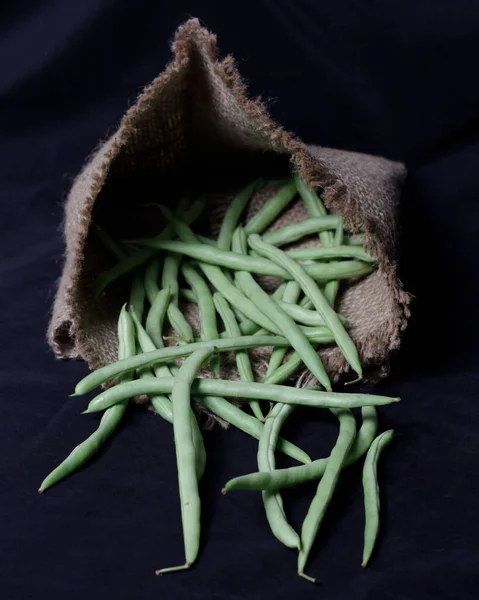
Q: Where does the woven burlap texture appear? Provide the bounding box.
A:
[48,18,410,405]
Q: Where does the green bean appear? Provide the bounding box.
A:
[266,281,301,377]
[244,181,297,234]
[295,175,340,305]
[157,206,281,334]
[286,245,375,262]
[197,395,311,464]
[144,259,162,304]
[156,347,212,574]
[162,254,193,343]
[94,199,205,296]
[298,408,357,581]
[129,276,146,325]
[94,225,128,260]
[38,305,136,493]
[145,288,170,349]
[223,406,377,491]
[83,377,400,414]
[268,352,303,384]
[258,403,301,549]
[130,308,207,479]
[130,239,373,282]
[217,180,261,250]
[262,216,339,247]
[219,327,333,344]
[213,292,263,421]
[236,284,287,337]
[233,226,331,390]
[249,235,363,379]
[362,429,394,567]
[74,334,339,396]
[182,263,220,376]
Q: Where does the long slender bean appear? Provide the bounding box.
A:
[94,199,204,296]
[266,281,301,377]
[295,175,339,306]
[298,408,357,581]
[232,226,331,390]
[130,308,207,479]
[244,181,297,234]
[249,235,363,378]
[262,216,339,247]
[162,254,194,342]
[39,305,136,493]
[129,276,146,325]
[144,259,162,304]
[196,394,311,464]
[73,333,340,396]
[362,429,394,567]
[130,239,373,282]
[213,292,263,421]
[287,245,375,262]
[217,180,261,250]
[223,406,377,491]
[182,263,220,376]
[145,288,170,349]
[83,378,399,414]
[156,347,213,574]
[258,403,301,549]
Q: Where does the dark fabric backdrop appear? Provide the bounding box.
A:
[1,2,479,599]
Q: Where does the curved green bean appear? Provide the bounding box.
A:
[130,308,207,480]
[144,258,161,304]
[213,292,263,421]
[362,429,394,567]
[129,276,146,325]
[287,245,375,262]
[145,288,170,350]
[130,239,373,282]
[298,408,357,581]
[157,346,213,573]
[39,305,136,493]
[162,254,193,342]
[217,180,261,250]
[262,216,339,247]
[258,403,301,550]
[182,263,220,376]
[74,333,338,396]
[83,377,399,414]
[223,406,377,491]
[249,234,363,379]
[295,175,339,306]
[244,181,297,234]
[266,281,301,377]
[232,226,331,390]
[196,394,310,464]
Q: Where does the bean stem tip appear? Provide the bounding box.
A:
[221,488,227,496]
[155,563,190,576]
[298,571,316,584]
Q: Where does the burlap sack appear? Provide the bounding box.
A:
[48,19,410,410]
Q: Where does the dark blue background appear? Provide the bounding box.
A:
[1,2,479,598]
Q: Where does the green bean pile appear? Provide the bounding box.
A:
[40,176,398,582]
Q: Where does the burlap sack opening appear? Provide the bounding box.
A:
[48,19,410,419]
